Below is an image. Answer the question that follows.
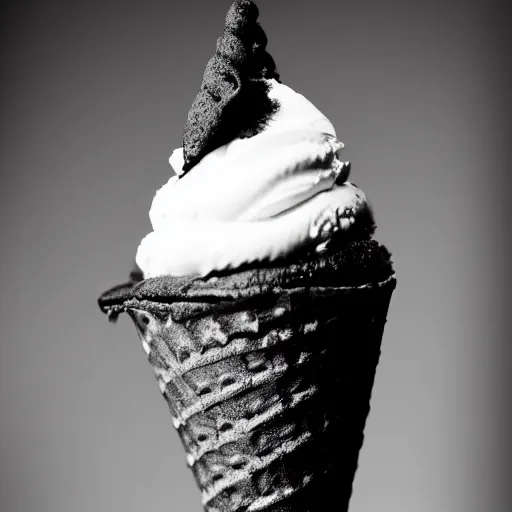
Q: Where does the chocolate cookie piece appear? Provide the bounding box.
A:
[182,1,281,173]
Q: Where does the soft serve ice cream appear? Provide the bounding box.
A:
[135,0,373,278]
[136,80,371,277]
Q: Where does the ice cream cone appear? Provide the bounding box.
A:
[98,3,397,509]
[101,261,395,512]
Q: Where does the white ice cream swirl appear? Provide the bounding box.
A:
[136,79,370,277]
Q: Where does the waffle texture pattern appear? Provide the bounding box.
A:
[102,271,395,512]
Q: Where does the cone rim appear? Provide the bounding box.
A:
[101,273,396,319]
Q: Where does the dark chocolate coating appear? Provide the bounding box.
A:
[98,239,393,318]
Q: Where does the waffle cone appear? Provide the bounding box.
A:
[121,273,395,512]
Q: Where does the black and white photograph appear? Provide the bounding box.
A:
[1,1,510,511]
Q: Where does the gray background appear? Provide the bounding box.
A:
[1,0,510,511]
